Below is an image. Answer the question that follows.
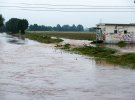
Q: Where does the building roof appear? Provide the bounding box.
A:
[97,23,135,26]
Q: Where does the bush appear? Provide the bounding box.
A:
[117,41,126,47]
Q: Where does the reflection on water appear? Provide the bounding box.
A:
[0,33,135,100]
[7,38,26,45]
[3,33,26,45]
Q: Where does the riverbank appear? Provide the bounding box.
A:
[25,32,63,43]
[25,33,135,69]
[71,46,135,69]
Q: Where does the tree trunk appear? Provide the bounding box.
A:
[21,30,25,35]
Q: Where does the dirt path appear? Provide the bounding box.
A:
[0,33,135,100]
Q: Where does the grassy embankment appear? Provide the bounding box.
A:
[25,32,135,69]
[27,31,96,40]
[71,46,135,69]
[25,32,63,43]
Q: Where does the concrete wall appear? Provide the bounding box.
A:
[97,24,135,43]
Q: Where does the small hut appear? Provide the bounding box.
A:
[96,23,135,43]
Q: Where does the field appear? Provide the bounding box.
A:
[27,31,96,40]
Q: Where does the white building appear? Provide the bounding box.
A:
[96,23,135,43]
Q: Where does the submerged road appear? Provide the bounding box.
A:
[0,33,135,100]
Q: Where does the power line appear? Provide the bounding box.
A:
[0,6,135,10]
[0,2,135,7]
[19,3,135,7]
[2,8,135,12]
[0,2,135,12]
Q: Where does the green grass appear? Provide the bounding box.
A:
[72,46,135,69]
[72,46,117,58]
[27,31,96,40]
[25,32,63,43]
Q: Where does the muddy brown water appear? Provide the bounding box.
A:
[0,33,135,100]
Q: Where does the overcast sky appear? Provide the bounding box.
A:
[0,0,135,27]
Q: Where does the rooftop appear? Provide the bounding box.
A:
[97,23,135,26]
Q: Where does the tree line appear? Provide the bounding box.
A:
[0,14,28,34]
[28,24,84,32]
[0,14,95,33]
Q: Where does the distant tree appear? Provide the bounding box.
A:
[28,24,85,32]
[76,24,84,31]
[71,24,76,31]
[62,25,70,31]
[56,24,61,31]
[0,26,6,32]
[0,14,4,28]
[47,26,53,31]
[89,27,96,32]
[18,19,29,34]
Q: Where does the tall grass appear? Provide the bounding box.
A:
[25,33,63,43]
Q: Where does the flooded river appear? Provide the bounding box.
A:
[0,33,135,100]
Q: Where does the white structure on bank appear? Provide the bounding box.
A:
[96,23,135,43]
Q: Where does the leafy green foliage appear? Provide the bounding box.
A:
[18,19,29,34]
[6,18,20,34]
[73,46,117,58]
[117,41,127,47]
[0,14,4,28]
[28,24,84,32]
[6,18,28,34]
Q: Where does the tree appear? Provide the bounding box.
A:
[0,14,4,28]
[6,18,20,34]
[18,19,29,34]
[28,24,85,32]
[71,24,76,31]
[76,24,84,31]
[56,24,61,31]
[62,25,70,31]
[6,18,29,34]
[0,26,6,32]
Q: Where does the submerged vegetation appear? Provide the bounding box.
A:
[72,46,135,69]
[25,33,63,43]
[117,41,127,47]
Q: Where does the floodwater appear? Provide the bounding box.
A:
[105,44,135,53]
[61,38,92,47]
[61,38,135,52]
[0,33,135,100]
